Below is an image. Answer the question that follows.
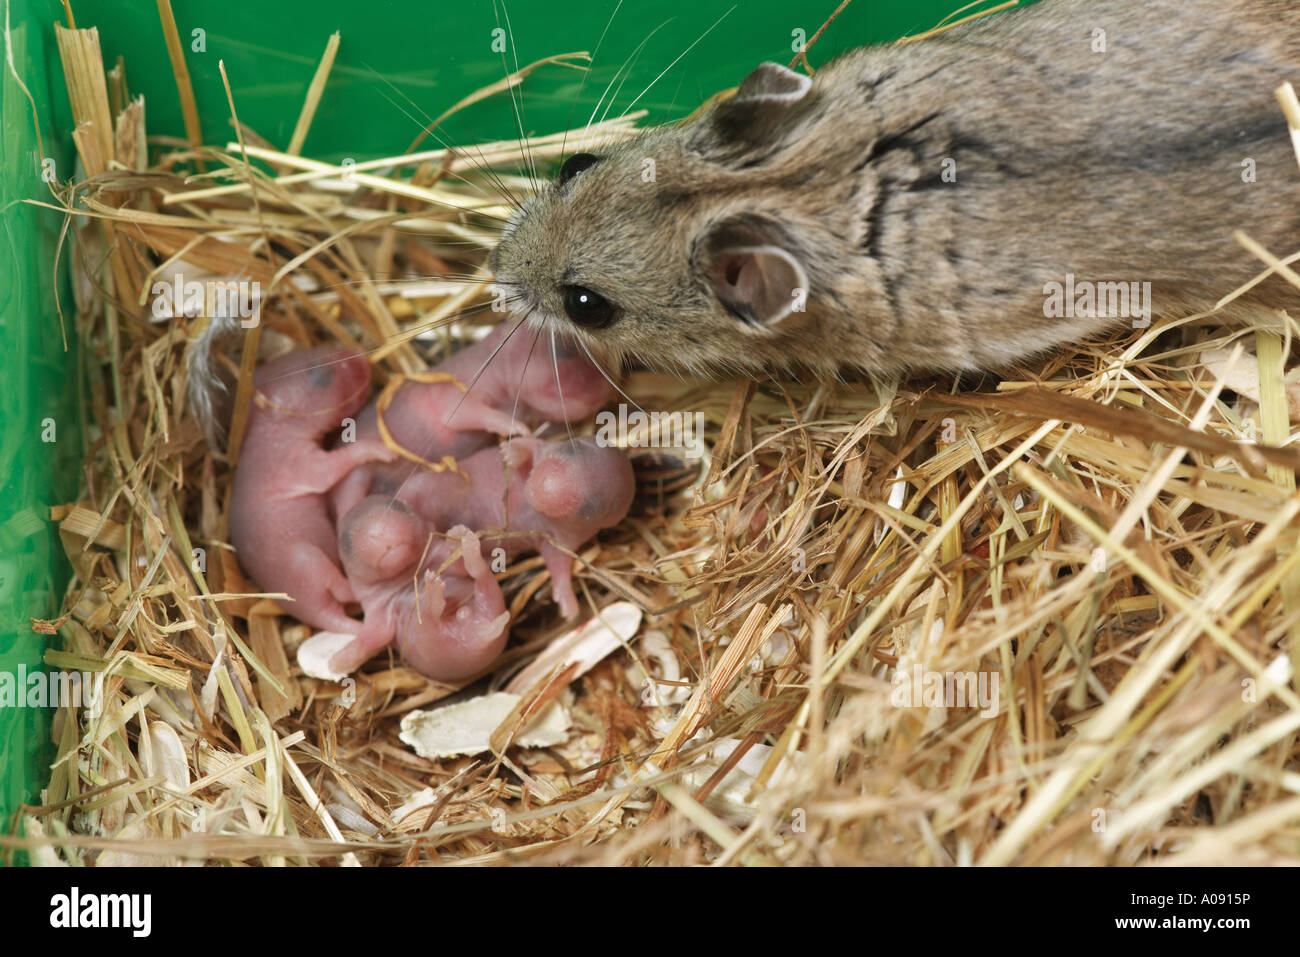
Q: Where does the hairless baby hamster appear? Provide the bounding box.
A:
[347,320,613,468]
[228,348,395,633]
[325,435,636,679]
[334,503,510,680]
[489,0,1300,377]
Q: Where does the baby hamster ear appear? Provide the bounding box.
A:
[691,62,813,154]
[699,217,810,328]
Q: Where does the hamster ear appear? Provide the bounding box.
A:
[700,218,809,328]
[692,62,813,152]
[734,61,812,102]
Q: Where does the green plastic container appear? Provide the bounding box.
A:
[0,0,981,841]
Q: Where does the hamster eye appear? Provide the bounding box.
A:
[558,153,601,186]
[562,285,618,328]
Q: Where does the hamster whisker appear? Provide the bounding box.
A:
[549,326,577,444]
[585,20,668,151]
[493,0,541,193]
[363,63,526,212]
[498,324,547,528]
[321,274,505,290]
[507,323,545,450]
[367,81,524,212]
[381,298,526,347]
[257,300,515,389]
[617,4,736,122]
[451,142,528,214]
[261,350,369,386]
[442,312,534,429]
[560,0,625,161]
[379,72,524,213]
[571,332,648,418]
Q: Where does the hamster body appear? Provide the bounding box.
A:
[489,0,1300,377]
[228,348,394,633]
[327,436,635,679]
[335,502,511,681]
[331,322,614,518]
[348,322,612,465]
[491,435,638,617]
[356,434,635,618]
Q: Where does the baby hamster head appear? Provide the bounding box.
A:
[523,436,635,531]
[255,348,373,424]
[337,496,425,583]
[490,63,847,378]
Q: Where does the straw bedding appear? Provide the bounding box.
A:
[9,10,1300,866]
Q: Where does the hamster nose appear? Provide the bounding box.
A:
[490,280,539,315]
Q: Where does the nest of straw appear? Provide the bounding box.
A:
[13,13,1300,867]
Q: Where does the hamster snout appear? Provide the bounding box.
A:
[490,0,1300,378]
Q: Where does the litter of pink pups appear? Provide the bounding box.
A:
[335,504,510,681]
[330,437,635,679]
[226,325,632,681]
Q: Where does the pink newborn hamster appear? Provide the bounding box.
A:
[381,435,635,616]
[228,348,395,633]
[344,321,614,472]
[492,435,638,615]
[325,435,636,679]
[333,500,510,679]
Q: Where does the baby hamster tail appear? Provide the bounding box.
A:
[184,312,245,451]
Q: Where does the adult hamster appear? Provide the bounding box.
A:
[489,0,1300,377]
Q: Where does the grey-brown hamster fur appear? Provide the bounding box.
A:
[488,0,1300,378]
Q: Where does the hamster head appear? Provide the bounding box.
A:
[523,436,635,530]
[255,348,373,425]
[337,496,425,582]
[489,63,846,377]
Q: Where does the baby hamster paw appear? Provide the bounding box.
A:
[539,542,580,619]
[447,525,512,632]
[319,437,399,486]
[441,398,532,440]
[448,524,490,579]
[303,608,399,678]
[270,541,362,634]
[499,435,541,472]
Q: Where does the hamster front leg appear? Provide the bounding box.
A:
[436,397,533,439]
